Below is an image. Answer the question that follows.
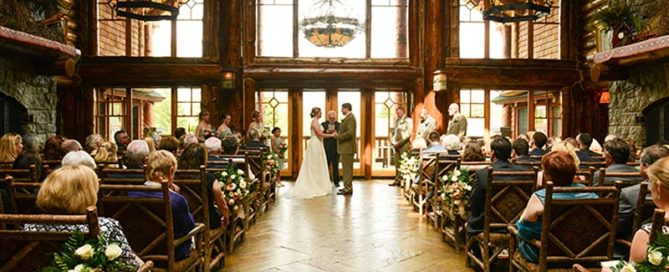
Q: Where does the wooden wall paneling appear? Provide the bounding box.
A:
[362,89,373,179]
[243,0,256,65]
[408,0,421,65]
[81,0,97,56]
[78,58,223,86]
[443,59,580,89]
[203,0,219,59]
[528,90,535,132]
[418,0,442,131]
[241,78,256,136]
[58,85,94,142]
[124,88,133,138]
[292,0,298,57]
[365,0,372,59]
[290,89,301,178]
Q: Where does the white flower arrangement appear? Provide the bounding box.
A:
[440,168,473,218]
[610,231,669,272]
[43,231,136,271]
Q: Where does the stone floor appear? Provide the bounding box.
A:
[224,180,470,272]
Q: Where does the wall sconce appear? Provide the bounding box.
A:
[599,91,610,104]
[222,71,235,89]
[433,70,447,91]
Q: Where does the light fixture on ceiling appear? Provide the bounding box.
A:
[474,0,553,23]
[114,0,179,21]
[299,0,363,48]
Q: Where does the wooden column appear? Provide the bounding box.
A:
[362,89,374,179]
[418,0,443,130]
[124,88,133,138]
[528,90,535,132]
[290,89,301,179]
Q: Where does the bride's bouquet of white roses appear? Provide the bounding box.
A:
[608,231,669,272]
[42,230,136,272]
[440,168,473,218]
[398,152,419,185]
[216,164,249,211]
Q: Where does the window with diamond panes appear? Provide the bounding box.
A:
[177,87,202,134]
[97,0,203,57]
[257,90,289,170]
[374,91,408,171]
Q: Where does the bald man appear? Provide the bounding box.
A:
[322,111,341,187]
[446,103,467,138]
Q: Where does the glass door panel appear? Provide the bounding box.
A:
[258,89,290,175]
[337,90,361,173]
[373,91,407,176]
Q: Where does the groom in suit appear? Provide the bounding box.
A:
[322,111,341,187]
[337,103,357,195]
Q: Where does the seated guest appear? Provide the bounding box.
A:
[178,144,230,229]
[129,151,196,261]
[515,151,598,263]
[0,133,23,164]
[205,137,223,161]
[84,133,103,156]
[149,131,162,147]
[62,151,97,169]
[604,134,618,143]
[125,140,150,170]
[545,136,560,151]
[43,135,66,160]
[14,134,45,181]
[617,145,669,242]
[593,139,639,186]
[467,137,530,235]
[529,132,547,156]
[590,138,604,155]
[113,129,131,151]
[62,139,82,153]
[423,132,446,153]
[535,142,582,187]
[563,137,578,149]
[576,133,601,164]
[512,138,532,162]
[183,135,198,149]
[440,134,461,156]
[222,137,240,155]
[94,141,118,168]
[462,139,485,162]
[159,136,180,155]
[144,136,157,153]
[175,127,187,141]
[245,128,268,149]
[27,165,143,268]
[628,156,669,264]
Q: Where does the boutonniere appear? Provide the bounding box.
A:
[399,118,406,125]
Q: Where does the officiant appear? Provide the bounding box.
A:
[322,110,341,187]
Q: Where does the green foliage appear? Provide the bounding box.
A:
[593,1,641,32]
[611,231,669,272]
[41,230,137,272]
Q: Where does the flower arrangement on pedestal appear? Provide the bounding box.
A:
[216,165,249,212]
[398,152,419,186]
[440,168,473,218]
[42,231,136,272]
[610,232,669,272]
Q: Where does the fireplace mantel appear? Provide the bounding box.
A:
[590,34,669,82]
[0,26,79,76]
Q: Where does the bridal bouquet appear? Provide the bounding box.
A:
[216,164,249,211]
[609,232,669,272]
[278,142,287,155]
[440,168,473,218]
[42,230,136,272]
[398,152,419,185]
[263,152,280,176]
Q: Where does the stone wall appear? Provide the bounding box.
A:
[0,55,58,141]
[607,0,669,145]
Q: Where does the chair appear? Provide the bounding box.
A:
[97,179,205,271]
[616,182,655,251]
[596,169,644,187]
[465,168,536,272]
[174,166,226,272]
[42,159,62,175]
[427,153,459,227]
[411,153,438,215]
[220,153,260,231]
[0,206,97,271]
[1,172,41,214]
[508,181,621,271]
[575,168,596,186]
[433,155,465,252]
[579,161,606,171]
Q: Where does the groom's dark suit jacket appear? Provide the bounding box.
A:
[321,121,341,157]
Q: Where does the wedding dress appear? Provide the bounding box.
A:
[283,120,333,199]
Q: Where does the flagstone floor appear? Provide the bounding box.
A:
[224,180,469,272]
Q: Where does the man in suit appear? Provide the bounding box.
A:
[512,138,534,162]
[529,131,547,156]
[390,107,413,186]
[322,111,341,187]
[245,128,268,149]
[593,138,641,186]
[576,133,601,163]
[413,108,436,149]
[337,103,357,195]
[447,103,467,138]
[617,145,669,243]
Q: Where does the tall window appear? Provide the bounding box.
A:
[457,0,560,59]
[257,90,290,170]
[94,89,127,141]
[97,0,204,57]
[459,89,485,137]
[256,0,409,59]
[177,88,202,133]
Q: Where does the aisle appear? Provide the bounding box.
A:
[224,180,469,272]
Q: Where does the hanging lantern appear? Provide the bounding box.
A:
[483,0,553,23]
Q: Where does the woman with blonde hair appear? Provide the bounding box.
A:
[195,111,213,143]
[0,133,23,164]
[247,110,263,139]
[26,165,143,268]
[144,136,157,153]
[94,141,119,168]
[129,150,195,261]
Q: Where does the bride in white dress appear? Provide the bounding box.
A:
[284,107,336,199]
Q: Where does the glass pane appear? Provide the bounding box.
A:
[535,118,548,134]
[178,88,191,101]
[150,88,172,135]
[471,104,484,118]
[461,105,470,117]
[177,117,199,134]
[112,103,123,116]
[177,21,203,57]
[192,89,202,102]
[535,105,546,118]
[149,21,172,57]
[298,0,366,58]
[467,118,485,138]
[552,118,561,137]
[258,4,293,57]
[371,5,408,58]
[192,103,201,115]
[518,108,528,135]
[459,23,485,58]
[490,91,508,136]
[109,117,124,141]
[471,90,484,103]
[460,90,470,103]
[490,22,506,59]
[178,103,191,116]
[274,90,289,101]
[302,91,326,137]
